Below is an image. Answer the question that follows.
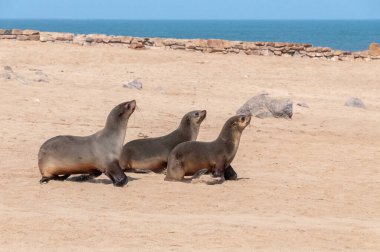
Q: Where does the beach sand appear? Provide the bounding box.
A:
[1,40,380,251]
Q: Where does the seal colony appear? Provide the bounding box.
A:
[38,102,250,186]
[120,110,206,173]
[38,100,136,187]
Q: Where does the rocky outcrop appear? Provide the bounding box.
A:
[237,94,293,119]
[0,28,379,61]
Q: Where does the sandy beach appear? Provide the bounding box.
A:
[1,40,380,251]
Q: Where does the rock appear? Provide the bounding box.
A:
[368,43,380,56]
[207,39,230,52]
[22,30,39,35]
[4,66,13,72]
[39,33,54,42]
[101,35,112,43]
[0,29,5,35]
[109,36,122,43]
[137,133,149,138]
[266,98,293,118]
[274,42,287,48]
[11,29,23,35]
[236,94,293,119]
[344,97,366,109]
[85,37,94,43]
[297,102,309,108]
[129,42,145,49]
[29,35,40,41]
[123,79,142,90]
[55,33,74,41]
[1,66,13,79]
[0,35,16,39]
[16,35,29,41]
[73,35,86,45]
[120,36,132,44]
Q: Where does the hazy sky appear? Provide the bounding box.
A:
[1,0,379,20]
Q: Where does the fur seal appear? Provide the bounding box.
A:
[120,110,206,173]
[38,100,136,186]
[165,114,251,181]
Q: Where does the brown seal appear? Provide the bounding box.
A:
[120,110,206,173]
[165,114,251,181]
[38,100,136,186]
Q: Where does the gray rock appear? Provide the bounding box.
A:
[266,98,293,118]
[1,66,13,79]
[345,97,366,109]
[237,94,293,119]
[4,66,13,72]
[123,79,142,90]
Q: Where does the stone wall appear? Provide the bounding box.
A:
[1,28,379,61]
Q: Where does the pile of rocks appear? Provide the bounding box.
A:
[1,29,379,61]
[0,29,40,41]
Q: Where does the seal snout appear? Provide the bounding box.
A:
[198,110,207,123]
[126,100,136,112]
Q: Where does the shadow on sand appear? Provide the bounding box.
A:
[66,175,140,185]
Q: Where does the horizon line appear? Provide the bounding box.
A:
[1,18,380,21]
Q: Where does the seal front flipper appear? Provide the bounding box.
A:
[224,165,238,180]
[105,161,128,187]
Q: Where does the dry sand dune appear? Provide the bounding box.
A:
[1,40,380,251]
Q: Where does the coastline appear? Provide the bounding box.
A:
[1,28,379,61]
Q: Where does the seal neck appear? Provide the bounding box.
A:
[177,118,199,141]
[216,125,242,155]
[101,115,129,148]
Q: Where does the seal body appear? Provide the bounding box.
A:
[165,114,251,181]
[38,100,136,186]
[120,110,206,173]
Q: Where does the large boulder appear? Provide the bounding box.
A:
[345,97,366,109]
[369,43,380,56]
[237,94,293,119]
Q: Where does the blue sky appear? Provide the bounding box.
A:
[1,0,379,20]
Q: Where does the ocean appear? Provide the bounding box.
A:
[1,19,379,51]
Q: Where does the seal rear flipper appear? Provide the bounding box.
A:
[224,165,238,180]
[71,171,102,182]
[39,174,70,184]
[39,176,51,184]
